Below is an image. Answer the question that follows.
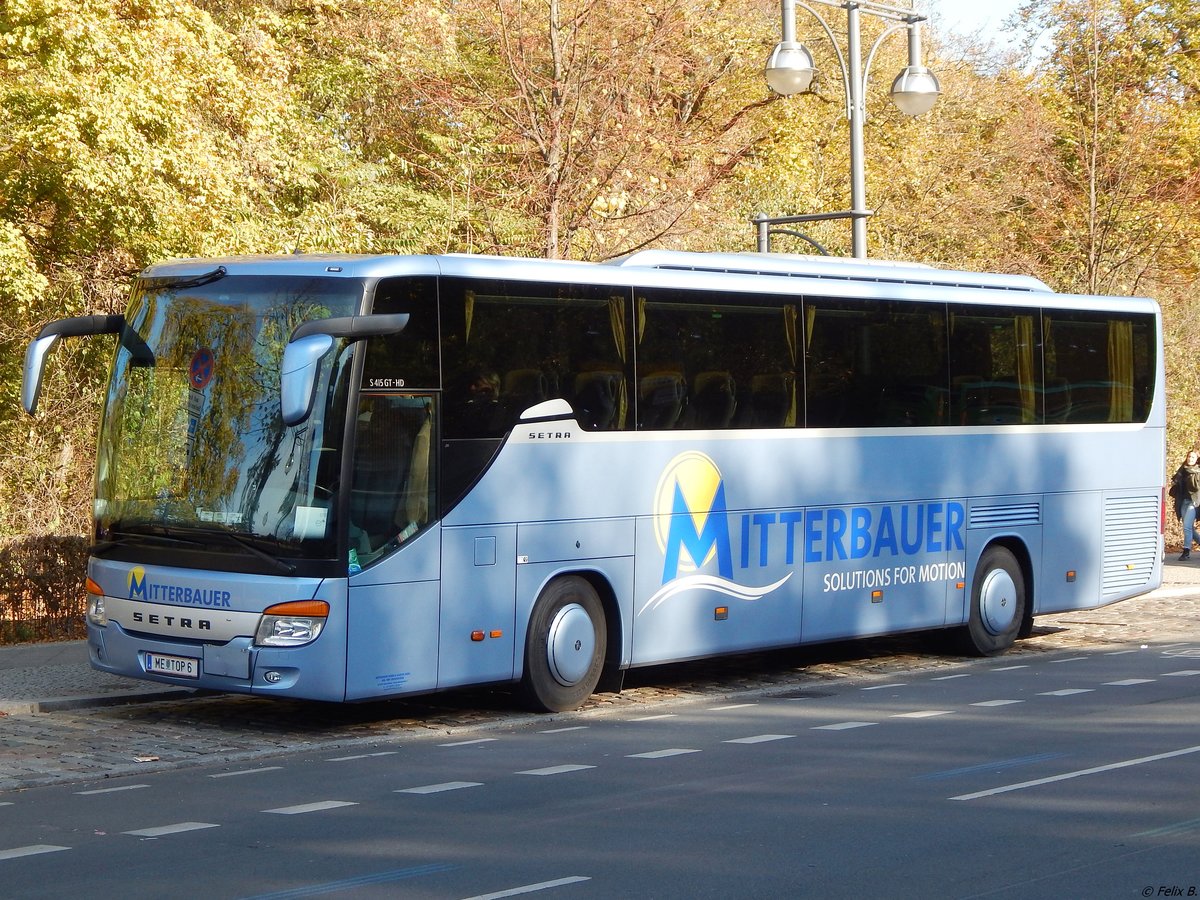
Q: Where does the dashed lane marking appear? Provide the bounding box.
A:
[460,876,591,899]
[991,665,1029,672]
[932,674,971,681]
[262,801,357,815]
[1163,670,1200,677]
[76,784,150,795]
[812,722,877,731]
[724,734,795,744]
[707,703,758,711]
[971,700,1024,707]
[891,710,953,719]
[626,749,701,759]
[0,845,69,860]
[516,765,595,776]
[1049,657,1089,663]
[397,782,483,794]
[630,714,677,722]
[862,683,907,690]
[327,752,399,761]
[441,738,498,747]
[1038,689,1094,696]
[1104,679,1155,686]
[209,767,283,778]
[123,822,219,837]
[539,726,588,734]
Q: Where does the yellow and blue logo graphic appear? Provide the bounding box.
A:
[642,452,790,614]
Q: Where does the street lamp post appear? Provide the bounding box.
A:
[763,0,940,258]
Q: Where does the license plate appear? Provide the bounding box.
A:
[145,652,200,679]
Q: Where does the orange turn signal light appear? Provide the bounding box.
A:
[85,577,104,597]
[262,600,330,617]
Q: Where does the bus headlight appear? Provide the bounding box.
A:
[86,577,107,626]
[254,600,329,647]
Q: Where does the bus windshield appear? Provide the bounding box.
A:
[94,274,364,565]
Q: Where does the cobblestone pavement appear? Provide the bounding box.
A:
[1,587,1196,793]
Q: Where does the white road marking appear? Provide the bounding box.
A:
[707,703,758,711]
[1050,657,1088,663]
[123,822,219,837]
[539,726,589,734]
[1163,670,1200,677]
[0,845,70,860]
[891,710,953,719]
[862,683,907,690]
[397,782,483,794]
[630,714,677,722]
[950,744,1200,801]
[262,801,358,815]
[516,765,595,776]
[626,749,701,759]
[441,738,498,747]
[209,767,283,778]
[1104,649,1140,655]
[1104,679,1155,686]
[724,734,795,744]
[76,784,150,795]
[1038,689,1094,696]
[813,722,877,731]
[991,665,1029,671]
[932,674,971,680]
[327,751,399,761]
[460,876,591,899]
[971,699,1024,707]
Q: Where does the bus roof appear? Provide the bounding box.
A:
[608,249,1054,294]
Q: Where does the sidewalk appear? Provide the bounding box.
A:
[3,559,1199,716]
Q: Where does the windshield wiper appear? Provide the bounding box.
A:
[147,266,228,291]
[187,528,297,576]
[93,529,203,553]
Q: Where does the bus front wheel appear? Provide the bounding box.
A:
[519,576,606,712]
[959,546,1025,656]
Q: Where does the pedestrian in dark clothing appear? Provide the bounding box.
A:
[1169,450,1200,559]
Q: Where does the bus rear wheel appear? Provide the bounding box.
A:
[519,576,606,712]
[959,545,1025,657]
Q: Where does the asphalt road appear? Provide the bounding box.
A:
[2,638,1198,899]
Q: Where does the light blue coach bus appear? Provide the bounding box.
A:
[22,251,1164,710]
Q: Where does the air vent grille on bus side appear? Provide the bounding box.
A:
[968,503,1041,529]
[1101,496,1159,595]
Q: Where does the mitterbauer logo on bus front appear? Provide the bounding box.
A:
[126,566,233,607]
[642,450,968,615]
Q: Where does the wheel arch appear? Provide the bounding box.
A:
[516,565,625,688]
[977,534,1035,639]
[572,568,625,688]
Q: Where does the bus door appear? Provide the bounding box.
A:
[344,393,443,700]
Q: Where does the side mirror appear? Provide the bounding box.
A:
[280,313,410,426]
[22,314,148,415]
[22,334,61,415]
[280,334,335,426]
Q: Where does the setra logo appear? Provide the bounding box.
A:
[642,452,790,615]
